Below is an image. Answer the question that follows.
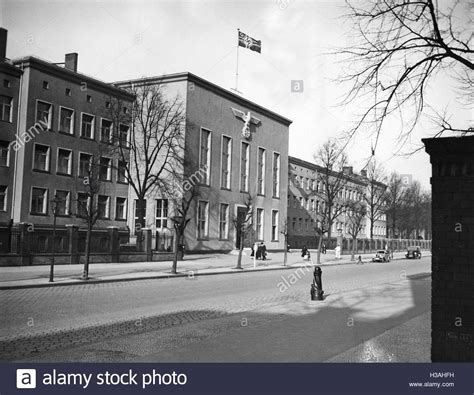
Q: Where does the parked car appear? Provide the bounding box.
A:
[406,246,422,259]
[372,250,391,262]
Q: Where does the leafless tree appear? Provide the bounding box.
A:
[109,82,185,235]
[384,172,407,238]
[364,161,387,239]
[232,193,254,270]
[280,218,289,265]
[340,0,474,152]
[346,197,367,261]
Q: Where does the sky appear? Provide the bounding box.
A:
[2,0,472,190]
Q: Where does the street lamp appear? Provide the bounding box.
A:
[49,194,61,282]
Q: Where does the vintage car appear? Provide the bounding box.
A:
[372,250,391,262]
[406,246,422,259]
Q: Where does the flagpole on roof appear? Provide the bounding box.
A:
[232,28,242,95]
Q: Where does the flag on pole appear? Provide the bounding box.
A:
[238,31,262,53]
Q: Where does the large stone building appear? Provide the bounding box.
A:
[287,156,387,249]
[0,29,135,253]
[115,73,291,252]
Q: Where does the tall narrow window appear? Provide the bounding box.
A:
[100,119,113,143]
[156,199,168,229]
[81,114,95,139]
[98,195,110,219]
[221,136,231,189]
[57,149,72,175]
[0,185,7,211]
[117,161,128,183]
[33,144,50,171]
[199,129,211,184]
[31,187,48,214]
[257,147,266,195]
[99,157,111,181]
[59,108,74,134]
[116,197,127,220]
[119,124,129,147]
[77,193,90,217]
[36,101,52,129]
[256,208,264,240]
[272,152,280,198]
[219,203,229,239]
[0,140,9,166]
[55,190,70,215]
[271,210,279,241]
[240,142,250,192]
[0,95,12,122]
[78,153,92,177]
[197,200,209,238]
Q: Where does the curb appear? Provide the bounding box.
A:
[0,254,430,290]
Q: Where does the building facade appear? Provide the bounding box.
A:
[0,29,135,254]
[287,156,387,249]
[116,73,291,252]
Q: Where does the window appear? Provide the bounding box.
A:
[312,179,316,191]
[100,119,113,143]
[59,107,74,134]
[33,144,50,171]
[55,190,70,216]
[0,185,7,211]
[57,148,72,175]
[305,218,309,231]
[256,208,264,240]
[0,140,9,166]
[99,157,111,181]
[293,197,298,208]
[116,197,127,220]
[81,114,95,139]
[65,88,71,96]
[221,136,231,189]
[117,161,128,183]
[98,195,110,219]
[43,81,49,89]
[197,200,209,238]
[3,79,10,88]
[271,210,279,241]
[300,197,304,208]
[86,95,92,103]
[119,124,129,147]
[105,101,111,109]
[316,200,320,213]
[78,153,92,177]
[257,147,266,195]
[219,203,229,239]
[240,142,250,192]
[306,199,311,210]
[134,199,147,233]
[292,217,296,230]
[299,218,303,231]
[77,193,90,217]
[0,95,12,122]
[156,199,168,229]
[199,129,211,184]
[272,152,280,197]
[31,187,47,214]
[311,199,315,211]
[36,101,52,129]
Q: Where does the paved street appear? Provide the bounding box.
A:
[0,256,431,362]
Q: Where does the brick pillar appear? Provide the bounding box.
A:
[424,136,474,362]
[107,226,120,263]
[66,224,79,265]
[142,228,152,261]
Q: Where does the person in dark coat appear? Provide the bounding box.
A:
[301,245,308,258]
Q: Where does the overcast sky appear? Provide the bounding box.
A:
[2,0,472,190]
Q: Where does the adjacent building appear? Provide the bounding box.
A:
[115,73,292,252]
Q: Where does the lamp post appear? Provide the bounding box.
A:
[49,194,61,282]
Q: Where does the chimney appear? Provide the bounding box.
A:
[342,166,353,175]
[0,28,7,60]
[361,169,367,177]
[65,53,78,72]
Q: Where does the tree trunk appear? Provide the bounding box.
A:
[83,222,92,280]
[171,227,179,274]
[235,229,244,269]
[283,233,288,265]
[351,236,356,261]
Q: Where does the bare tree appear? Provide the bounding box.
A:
[340,0,474,150]
[314,139,350,241]
[232,194,254,270]
[384,172,406,238]
[346,197,367,261]
[280,218,289,265]
[363,161,387,239]
[109,82,185,236]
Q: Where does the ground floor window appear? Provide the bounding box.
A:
[271,210,279,241]
[197,200,209,239]
[256,208,264,240]
[219,203,229,240]
[156,199,168,229]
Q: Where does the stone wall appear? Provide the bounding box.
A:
[423,135,474,362]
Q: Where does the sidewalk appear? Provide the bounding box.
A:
[0,250,430,290]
